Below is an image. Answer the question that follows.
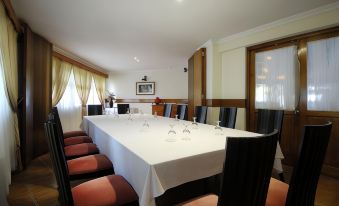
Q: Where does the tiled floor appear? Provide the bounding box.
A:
[7,154,339,205]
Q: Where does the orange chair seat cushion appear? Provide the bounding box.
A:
[265,178,289,206]
[64,136,92,146]
[64,130,87,139]
[64,143,99,158]
[177,194,218,206]
[72,175,138,206]
[67,154,113,176]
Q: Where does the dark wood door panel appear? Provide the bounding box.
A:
[280,114,299,166]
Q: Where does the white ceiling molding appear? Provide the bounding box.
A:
[217,1,339,45]
[53,45,109,74]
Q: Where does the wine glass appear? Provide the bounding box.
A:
[140,119,150,132]
[174,114,179,121]
[214,120,223,135]
[165,124,177,142]
[191,117,198,129]
[182,122,191,141]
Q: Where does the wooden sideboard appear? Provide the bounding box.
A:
[152,104,179,118]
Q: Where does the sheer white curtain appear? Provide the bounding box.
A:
[255,46,299,110]
[56,71,82,132]
[307,36,339,111]
[0,53,15,206]
[87,79,101,105]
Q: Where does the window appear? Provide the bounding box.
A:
[307,36,339,111]
[56,72,82,132]
[255,46,299,110]
[87,79,101,105]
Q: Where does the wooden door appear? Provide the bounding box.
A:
[188,48,206,121]
[248,27,339,178]
[248,43,300,166]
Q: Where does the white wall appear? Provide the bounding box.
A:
[211,5,339,130]
[106,68,188,99]
[106,68,188,114]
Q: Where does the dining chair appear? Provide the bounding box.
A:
[44,121,138,206]
[117,104,130,114]
[52,107,88,139]
[47,114,114,180]
[256,109,284,142]
[195,106,208,124]
[178,130,279,206]
[176,104,188,120]
[256,109,285,181]
[51,107,93,146]
[266,122,332,206]
[87,104,103,116]
[219,107,237,129]
[49,112,100,160]
[163,103,173,117]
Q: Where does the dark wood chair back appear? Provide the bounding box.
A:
[44,121,74,206]
[163,103,173,117]
[219,107,237,129]
[256,109,284,142]
[286,122,332,206]
[87,104,103,116]
[176,104,188,120]
[51,107,66,147]
[195,106,208,124]
[117,104,130,114]
[218,130,278,206]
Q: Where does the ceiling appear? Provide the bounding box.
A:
[12,0,337,71]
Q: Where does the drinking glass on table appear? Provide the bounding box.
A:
[153,111,158,119]
[191,117,198,129]
[165,124,177,142]
[214,120,224,136]
[140,119,150,132]
[182,122,191,141]
[175,114,179,121]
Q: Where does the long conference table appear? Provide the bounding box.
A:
[82,114,284,206]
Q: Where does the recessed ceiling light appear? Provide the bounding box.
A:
[176,0,183,2]
[134,57,140,63]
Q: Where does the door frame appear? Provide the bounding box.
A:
[246,26,339,177]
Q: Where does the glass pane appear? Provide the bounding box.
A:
[255,46,299,110]
[307,36,339,112]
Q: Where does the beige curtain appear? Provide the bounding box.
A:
[52,57,72,106]
[0,6,22,170]
[73,66,92,117]
[92,74,106,106]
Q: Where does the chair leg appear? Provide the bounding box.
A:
[278,172,285,182]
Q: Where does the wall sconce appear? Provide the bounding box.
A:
[141,76,147,81]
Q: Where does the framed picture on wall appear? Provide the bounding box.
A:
[136,82,155,95]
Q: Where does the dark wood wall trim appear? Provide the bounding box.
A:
[116,98,246,108]
[1,0,22,32]
[53,52,109,78]
[206,99,246,108]
[116,99,188,104]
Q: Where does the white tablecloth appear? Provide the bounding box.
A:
[82,114,284,206]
